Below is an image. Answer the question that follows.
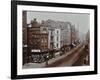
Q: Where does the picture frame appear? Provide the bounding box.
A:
[11,0,97,79]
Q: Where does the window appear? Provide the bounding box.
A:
[57,43,59,48]
[50,42,54,49]
[43,28,46,31]
[44,39,47,43]
[51,31,53,35]
[57,37,59,41]
[51,36,54,41]
[57,30,59,34]
[41,39,43,43]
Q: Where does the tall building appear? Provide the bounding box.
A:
[48,28,54,49]
[60,22,71,47]
[47,21,74,50]
[27,18,41,62]
[40,20,48,52]
[22,11,28,65]
[54,29,61,49]
[86,30,90,44]
[27,19,48,63]
[48,28,61,49]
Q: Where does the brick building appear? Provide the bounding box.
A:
[26,19,48,63]
[40,20,48,52]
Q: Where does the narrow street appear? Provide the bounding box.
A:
[45,43,87,67]
[72,48,89,66]
[58,46,85,67]
[59,46,89,67]
[23,43,89,68]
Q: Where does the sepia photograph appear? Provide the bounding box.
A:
[11,1,97,79]
[22,11,90,68]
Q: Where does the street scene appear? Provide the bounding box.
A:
[22,11,90,68]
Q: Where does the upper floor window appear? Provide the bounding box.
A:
[57,43,59,48]
[51,36,54,41]
[57,30,59,34]
[43,28,47,31]
[57,37,59,41]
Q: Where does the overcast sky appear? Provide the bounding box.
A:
[26,11,90,34]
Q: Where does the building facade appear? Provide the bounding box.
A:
[60,22,71,47]
[48,29,61,49]
[22,11,28,65]
[27,18,41,62]
[53,29,61,49]
[40,21,48,52]
[27,19,48,63]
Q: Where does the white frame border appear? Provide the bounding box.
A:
[17,5,94,75]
